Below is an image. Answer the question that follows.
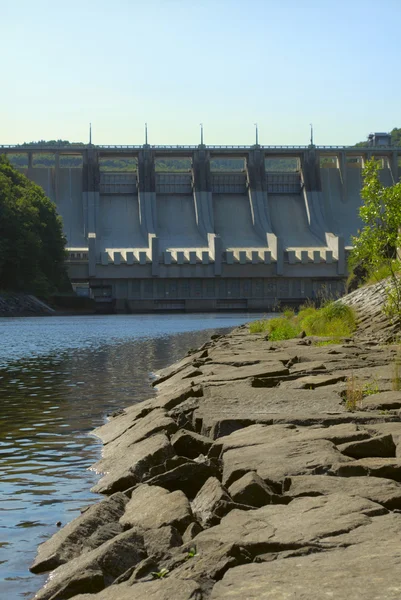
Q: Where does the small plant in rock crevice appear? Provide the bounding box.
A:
[151,568,169,579]
[345,374,364,412]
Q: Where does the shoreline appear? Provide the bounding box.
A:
[30,283,401,600]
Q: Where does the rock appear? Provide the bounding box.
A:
[284,475,401,510]
[211,540,401,599]
[145,459,219,499]
[30,492,128,573]
[191,477,231,526]
[120,484,193,534]
[182,522,203,544]
[289,361,326,374]
[362,390,401,411]
[222,438,352,487]
[331,458,401,481]
[143,526,183,560]
[228,472,282,507]
[338,434,396,458]
[33,528,146,600]
[193,494,387,557]
[92,434,174,495]
[171,429,212,459]
[199,362,290,382]
[97,409,177,450]
[73,578,203,600]
[284,374,347,389]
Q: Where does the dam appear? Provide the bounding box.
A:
[1,141,400,311]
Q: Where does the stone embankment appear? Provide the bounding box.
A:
[0,293,54,317]
[31,284,401,599]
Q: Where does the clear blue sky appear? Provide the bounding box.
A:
[1,0,400,146]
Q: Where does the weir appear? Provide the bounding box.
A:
[1,142,399,311]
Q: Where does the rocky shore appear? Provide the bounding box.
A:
[31,283,401,599]
[0,293,54,317]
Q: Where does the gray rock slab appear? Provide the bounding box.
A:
[120,484,193,533]
[33,528,146,600]
[211,540,401,599]
[171,429,212,459]
[142,525,183,560]
[30,492,128,573]
[210,423,370,458]
[222,438,352,487]
[362,390,401,411]
[289,361,327,374]
[145,460,218,499]
[331,457,401,481]
[338,434,396,458]
[285,474,401,509]
[193,493,385,556]
[228,472,280,507]
[73,578,203,600]
[199,362,289,382]
[92,434,174,495]
[99,410,177,456]
[191,477,231,526]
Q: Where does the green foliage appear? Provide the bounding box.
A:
[151,568,169,579]
[266,317,301,341]
[0,155,69,297]
[186,547,198,560]
[349,158,401,319]
[249,301,356,341]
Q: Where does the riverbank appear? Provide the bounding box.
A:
[30,283,401,600]
[0,293,55,317]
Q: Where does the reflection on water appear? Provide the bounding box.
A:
[0,313,261,599]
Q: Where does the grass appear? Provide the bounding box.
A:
[249,301,357,342]
[345,374,364,412]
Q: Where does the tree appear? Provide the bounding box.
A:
[0,155,69,296]
[349,158,401,318]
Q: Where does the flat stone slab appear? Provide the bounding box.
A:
[285,475,401,509]
[362,391,401,411]
[34,528,146,600]
[211,540,401,599]
[99,410,177,455]
[210,423,371,458]
[120,484,193,534]
[193,493,386,555]
[338,434,396,458]
[331,457,401,481]
[222,437,352,486]
[92,433,174,495]
[30,492,128,573]
[74,578,203,600]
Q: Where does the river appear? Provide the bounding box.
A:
[0,313,264,599]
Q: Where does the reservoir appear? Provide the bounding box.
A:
[0,313,263,599]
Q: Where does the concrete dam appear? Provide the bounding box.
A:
[1,142,400,311]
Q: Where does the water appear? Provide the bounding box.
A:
[0,313,262,599]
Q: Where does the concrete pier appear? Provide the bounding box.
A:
[1,142,399,311]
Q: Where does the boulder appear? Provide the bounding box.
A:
[171,429,212,459]
[30,492,128,573]
[222,438,352,487]
[285,475,401,510]
[120,484,193,534]
[362,390,401,411]
[142,525,183,560]
[191,477,231,526]
[145,459,219,499]
[73,578,203,600]
[331,458,401,481]
[33,528,146,600]
[193,493,386,557]
[338,434,396,459]
[92,434,174,495]
[228,472,282,507]
[99,410,177,453]
[211,540,401,599]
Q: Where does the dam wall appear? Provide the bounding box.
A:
[2,143,399,311]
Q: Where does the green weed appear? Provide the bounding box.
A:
[151,568,169,579]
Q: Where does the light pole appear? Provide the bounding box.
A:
[200,123,204,146]
[254,122,259,146]
[145,122,148,146]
